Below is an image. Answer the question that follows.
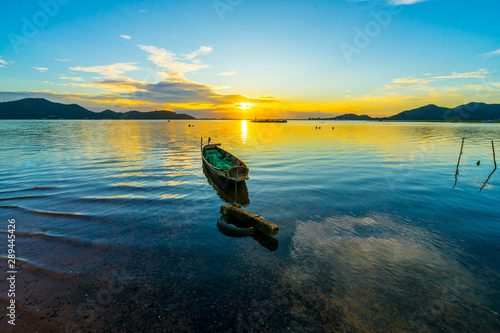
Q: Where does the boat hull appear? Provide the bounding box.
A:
[202,145,249,182]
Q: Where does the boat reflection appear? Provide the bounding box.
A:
[202,164,250,206]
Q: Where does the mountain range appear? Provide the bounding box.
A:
[0,98,499,121]
[0,98,195,120]
[381,103,500,121]
[311,102,500,121]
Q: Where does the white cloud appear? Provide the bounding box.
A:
[217,71,237,76]
[465,83,500,91]
[139,9,147,13]
[381,69,492,92]
[183,46,213,60]
[59,75,84,81]
[383,78,433,90]
[120,35,131,40]
[0,56,7,68]
[480,49,500,58]
[432,69,489,79]
[212,86,231,90]
[34,67,49,72]
[55,58,71,62]
[389,0,428,5]
[393,78,431,84]
[69,63,138,78]
[139,45,211,79]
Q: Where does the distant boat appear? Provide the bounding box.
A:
[201,138,249,182]
[251,117,287,123]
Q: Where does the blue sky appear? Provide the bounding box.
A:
[0,0,499,118]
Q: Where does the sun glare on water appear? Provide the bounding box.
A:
[237,102,253,110]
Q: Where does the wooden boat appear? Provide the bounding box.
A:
[201,138,249,182]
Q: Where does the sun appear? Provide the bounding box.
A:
[236,102,253,110]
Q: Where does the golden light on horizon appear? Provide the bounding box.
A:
[236,102,253,110]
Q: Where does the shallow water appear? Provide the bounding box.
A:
[0,120,499,332]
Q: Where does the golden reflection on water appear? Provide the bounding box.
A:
[84,194,147,199]
[240,120,248,142]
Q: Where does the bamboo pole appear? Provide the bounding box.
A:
[456,137,465,168]
[492,140,497,169]
[453,137,465,188]
[479,140,497,192]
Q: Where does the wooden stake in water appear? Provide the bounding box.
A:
[479,140,497,192]
[492,140,497,169]
[453,137,465,188]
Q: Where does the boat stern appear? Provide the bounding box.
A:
[227,166,249,182]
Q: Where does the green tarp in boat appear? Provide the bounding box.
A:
[205,150,234,170]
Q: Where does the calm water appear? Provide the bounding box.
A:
[0,120,499,332]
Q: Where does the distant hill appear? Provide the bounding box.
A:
[382,102,500,121]
[308,113,372,120]
[0,98,195,120]
[333,113,372,120]
[323,102,500,121]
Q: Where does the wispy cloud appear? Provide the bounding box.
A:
[139,45,211,79]
[34,67,49,72]
[59,75,84,81]
[183,46,213,60]
[389,0,428,5]
[69,63,138,78]
[382,68,491,91]
[120,34,131,40]
[217,71,237,76]
[61,78,144,93]
[139,9,147,13]
[383,78,433,90]
[0,56,8,68]
[432,69,489,79]
[55,58,71,62]
[465,83,500,92]
[480,49,500,58]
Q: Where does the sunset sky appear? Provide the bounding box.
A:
[0,0,499,118]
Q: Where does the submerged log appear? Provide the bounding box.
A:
[220,204,279,237]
